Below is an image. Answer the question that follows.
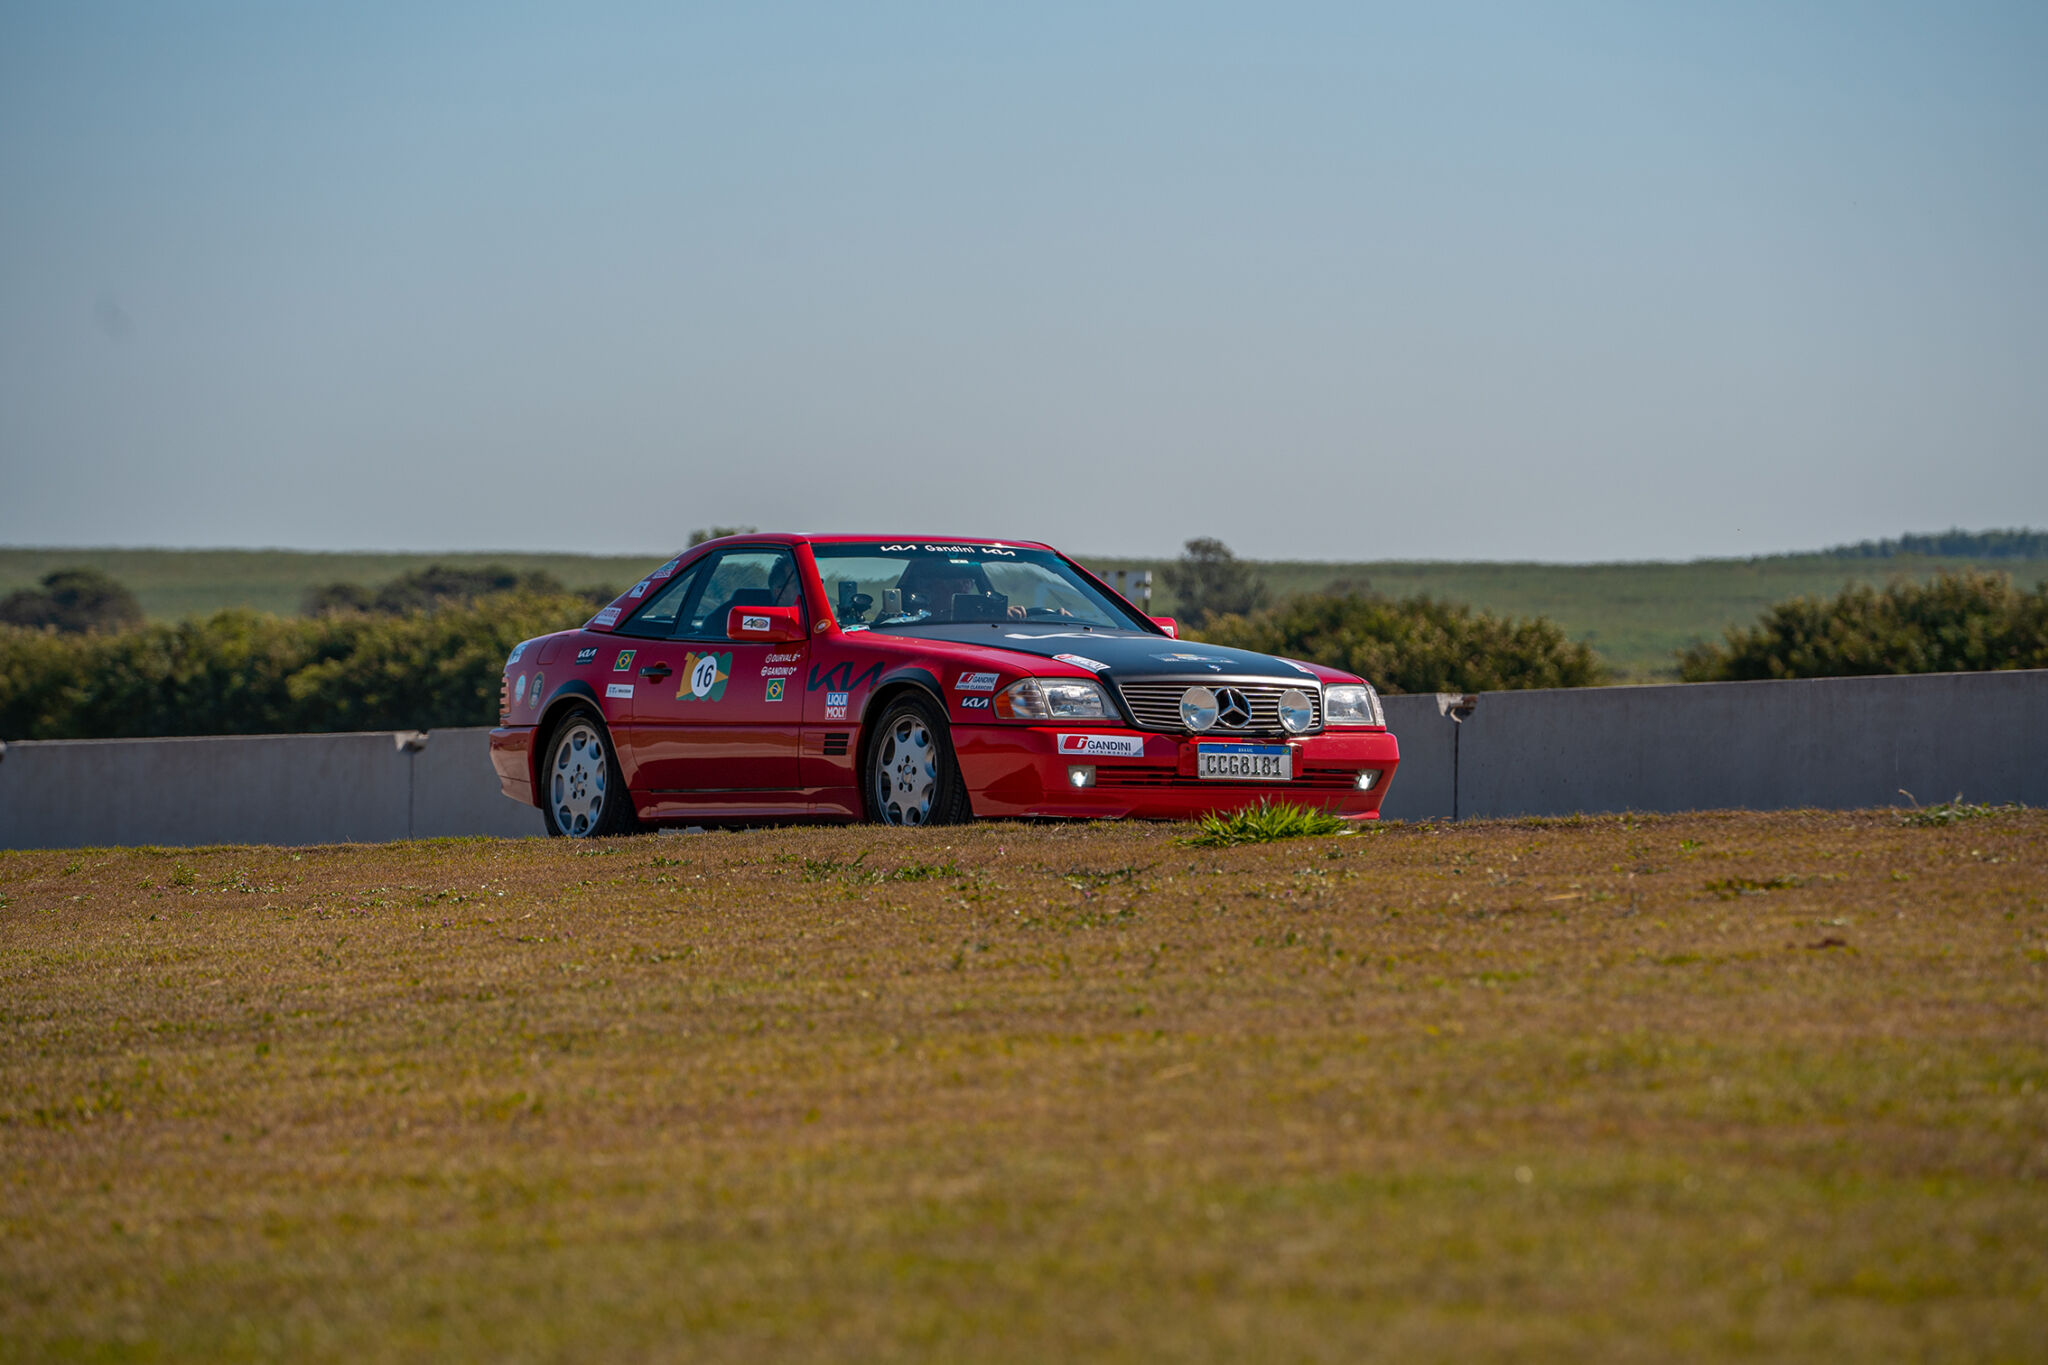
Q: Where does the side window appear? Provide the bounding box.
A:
[676,548,802,640]
[616,561,706,638]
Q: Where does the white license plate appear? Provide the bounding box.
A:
[1196,743,1291,782]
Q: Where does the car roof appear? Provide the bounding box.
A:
[674,533,1056,554]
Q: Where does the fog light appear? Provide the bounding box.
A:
[1356,769,1381,791]
[1277,688,1315,734]
[1068,765,1096,789]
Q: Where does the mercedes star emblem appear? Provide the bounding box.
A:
[1215,687,1252,728]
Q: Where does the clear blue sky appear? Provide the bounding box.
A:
[3,2,2043,561]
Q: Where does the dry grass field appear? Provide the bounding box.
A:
[3,810,2045,1362]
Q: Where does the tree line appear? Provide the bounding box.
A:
[1819,527,2048,561]
[4,542,2044,740]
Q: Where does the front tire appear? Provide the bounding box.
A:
[865,695,972,826]
[540,706,636,838]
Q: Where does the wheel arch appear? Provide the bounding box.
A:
[853,668,947,816]
[530,681,606,792]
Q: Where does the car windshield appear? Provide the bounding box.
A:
[810,543,1150,632]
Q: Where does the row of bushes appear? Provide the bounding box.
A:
[5,569,2040,741]
[1679,570,2048,681]
[1197,593,1606,693]
[0,594,591,740]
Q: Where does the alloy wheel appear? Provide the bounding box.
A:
[550,720,609,837]
[874,714,938,825]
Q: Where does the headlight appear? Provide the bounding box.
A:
[1277,688,1316,733]
[1323,683,1385,727]
[994,677,1112,720]
[1179,685,1218,732]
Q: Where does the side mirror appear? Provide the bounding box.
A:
[729,605,805,643]
[1149,616,1179,639]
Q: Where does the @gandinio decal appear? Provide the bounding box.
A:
[678,652,731,702]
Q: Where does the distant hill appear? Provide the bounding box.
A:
[1818,528,2048,560]
[5,538,2048,683]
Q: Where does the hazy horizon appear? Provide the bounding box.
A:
[5,527,2044,568]
[6,3,2045,560]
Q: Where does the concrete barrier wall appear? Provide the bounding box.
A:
[1380,669,2048,820]
[0,728,543,850]
[1,669,2041,847]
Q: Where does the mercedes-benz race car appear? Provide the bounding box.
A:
[489,534,1400,835]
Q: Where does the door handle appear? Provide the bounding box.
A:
[639,663,673,680]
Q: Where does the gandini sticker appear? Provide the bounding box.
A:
[606,682,634,700]
[824,690,849,720]
[627,579,652,599]
[765,678,786,702]
[613,650,636,671]
[679,651,731,701]
[956,671,999,691]
[1057,734,1146,758]
[1052,653,1110,673]
[592,607,621,628]
[741,614,770,633]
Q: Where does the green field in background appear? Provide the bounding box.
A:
[6,546,2046,681]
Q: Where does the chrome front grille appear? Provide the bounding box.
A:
[1114,679,1321,736]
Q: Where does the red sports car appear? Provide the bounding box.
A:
[489,534,1399,835]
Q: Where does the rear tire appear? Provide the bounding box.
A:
[865,694,972,826]
[539,705,637,838]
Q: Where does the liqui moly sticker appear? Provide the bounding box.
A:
[1052,653,1110,673]
[592,607,621,628]
[741,614,770,632]
[606,683,634,699]
[1057,734,1146,758]
[956,672,999,691]
[824,690,849,720]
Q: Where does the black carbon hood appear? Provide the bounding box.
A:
[881,624,1317,682]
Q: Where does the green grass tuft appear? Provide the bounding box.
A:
[1181,799,1354,847]
[1899,796,2023,827]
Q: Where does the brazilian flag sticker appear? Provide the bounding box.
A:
[679,651,731,702]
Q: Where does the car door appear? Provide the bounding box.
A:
[614,546,806,800]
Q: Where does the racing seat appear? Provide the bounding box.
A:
[700,587,776,637]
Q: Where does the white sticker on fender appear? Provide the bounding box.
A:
[956,672,999,691]
[1057,733,1146,758]
[592,607,621,627]
[606,683,634,699]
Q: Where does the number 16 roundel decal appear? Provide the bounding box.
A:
[679,651,731,702]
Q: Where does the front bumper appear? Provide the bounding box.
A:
[953,725,1399,820]
[489,726,536,806]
